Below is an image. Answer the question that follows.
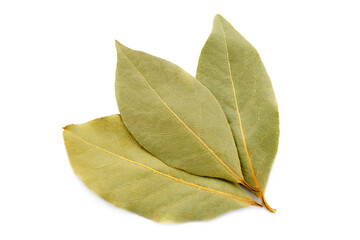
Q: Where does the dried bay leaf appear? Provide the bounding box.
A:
[196,15,279,212]
[63,114,260,223]
[115,41,256,190]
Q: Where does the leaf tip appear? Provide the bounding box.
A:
[214,14,225,22]
[115,40,128,53]
[62,124,72,131]
[115,39,121,50]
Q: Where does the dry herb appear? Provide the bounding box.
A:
[63,14,279,222]
[196,15,279,212]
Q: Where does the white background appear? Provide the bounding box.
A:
[1,0,359,239]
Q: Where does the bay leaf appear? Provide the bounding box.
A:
[196,15,279,212]
[63,114,260,222]
[115,41,255,189]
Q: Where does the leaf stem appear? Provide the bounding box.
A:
[251,200,263,208]
[238,178,261,192]
[259,192,276,213]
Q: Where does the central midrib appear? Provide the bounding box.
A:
[118,46,241,183]
[66,130,256,205]
[218,19,260,190]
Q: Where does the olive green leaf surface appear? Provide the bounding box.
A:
[115,41,255,190]
[63,114,260,223]
[196,15,279,212]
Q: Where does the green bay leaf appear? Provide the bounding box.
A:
[63,115,259,223]
[115,41,252,186]
[196,15,279,212]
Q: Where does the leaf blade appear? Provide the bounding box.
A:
[63,115,258,222]
[115,41,244,183]
[196,15,279,210]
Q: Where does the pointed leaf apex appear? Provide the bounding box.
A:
[115,40,130,54]
[115,40,123,50]
[215,14,223,19]
[214,14,225,22]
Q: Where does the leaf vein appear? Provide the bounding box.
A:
[65,130,254,205]
[218,18,260,189]
[117,46,241,182]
